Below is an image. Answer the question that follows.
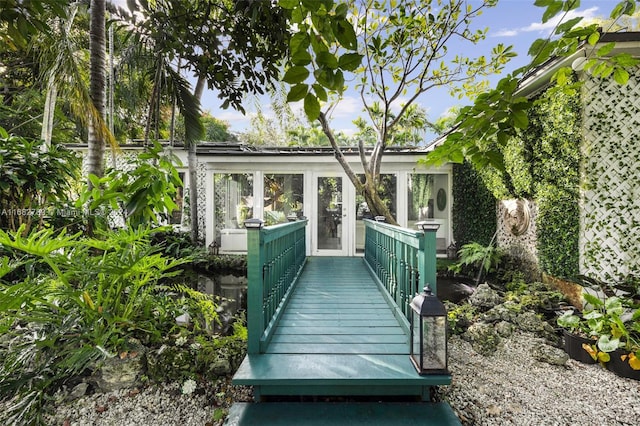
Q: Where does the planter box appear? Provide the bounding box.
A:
[563,330,596,364]
[606,349,640,381]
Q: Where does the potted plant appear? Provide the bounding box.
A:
[578,293,640,379]
[557,309,597,364]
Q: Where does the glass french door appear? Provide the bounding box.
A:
[313,174,349,256]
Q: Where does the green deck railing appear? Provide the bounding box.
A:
[246,219,308,354]
[363,219,438,325]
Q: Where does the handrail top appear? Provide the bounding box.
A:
[363,218,423,237]
[363,219,427,249]
[249,219,308,243]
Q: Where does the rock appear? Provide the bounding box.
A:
[209,356,232,376]
[532,343,569,366]
[483,301,521,323]
[93,342,147,393]
[469,283,504,310]
[516,311,545,333]
[515,312,560,344]
[495,321,514,338]
[66,382,89,401]
[465,322,501,355]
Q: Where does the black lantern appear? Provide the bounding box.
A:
[409,285,448,375]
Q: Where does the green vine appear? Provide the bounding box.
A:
[469,76,582,278]
[452,161,497,247]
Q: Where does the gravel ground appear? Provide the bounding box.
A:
[31,333,640,425]
[440,333,640,425]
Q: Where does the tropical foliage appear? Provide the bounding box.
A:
[0,127,81,233]
[0,225,231,425]
[281,0,513,224]
[424,0,640,172]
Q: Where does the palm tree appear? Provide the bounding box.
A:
[87,0,107,184]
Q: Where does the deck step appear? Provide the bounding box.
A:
[225,402,462,426]
[233,353,450,399]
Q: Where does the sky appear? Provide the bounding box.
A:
[115,0,618,140]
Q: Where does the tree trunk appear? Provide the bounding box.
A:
[87,0,106,187]
[188,75,206,244]
[41,79,56,151]
[318,112,398,225]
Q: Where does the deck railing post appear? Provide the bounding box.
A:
[246,226,265,354]
[418,228,438,296]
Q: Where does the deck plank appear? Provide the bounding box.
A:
[232,256,452,400]
[226,402,462,426]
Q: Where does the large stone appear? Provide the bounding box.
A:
[532,343,569,366]
[483,301,521,323]
[516,311,545,333]
[209,355,232,376]
[93,343,147,393]
[465,322,501,356]
[515,312,560,345]
[469,283,504,310]
[495,321,514,338]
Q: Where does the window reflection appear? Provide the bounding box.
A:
[263,174,304,226]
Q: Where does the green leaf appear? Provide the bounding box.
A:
[583,292,604,307]
[88,174,101,188]
[312,84,328,102]
[282,66,310,84]
[597,335,620,353]
[333,19,357,50]
[587,31,600,46]
[291,49,312,66]
[612,53,639,67]
[338,53,363,71]
[597,42,615,56]
[332,69,345,91]
[317,51,339,69]
[613,67,629,85]
[556,17,582,34]
[610,0,635,19]
[512,109,529,129]
[303,93,321,120]
[278,0,298,9]
[335,3,348,18]
[287,84,309,102]
[314,68,334,88]
[542,2,563,23]
[290,33,310,55]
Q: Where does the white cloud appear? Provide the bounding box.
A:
[212,109,249,125]
[494,29,518,37]
[492,7,601,38]
[326,95,362,119]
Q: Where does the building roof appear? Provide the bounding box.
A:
[195,143,431,156]
[67,141,432,156]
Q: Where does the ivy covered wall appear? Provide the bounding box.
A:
[452,161,497,248]
[473,82,582,279]
[581,69,640,281]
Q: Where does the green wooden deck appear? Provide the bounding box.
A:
[225,402,461,426]
[232,257,452,402]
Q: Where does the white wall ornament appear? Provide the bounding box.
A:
[502,199,531,237]
[497,199,539,277]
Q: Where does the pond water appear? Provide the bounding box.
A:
[195,273,247,335]
[437,277,476,304]
[192,271,474,332]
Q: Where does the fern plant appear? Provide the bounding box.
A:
[0,225,213,425]
[449,241,504,284]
